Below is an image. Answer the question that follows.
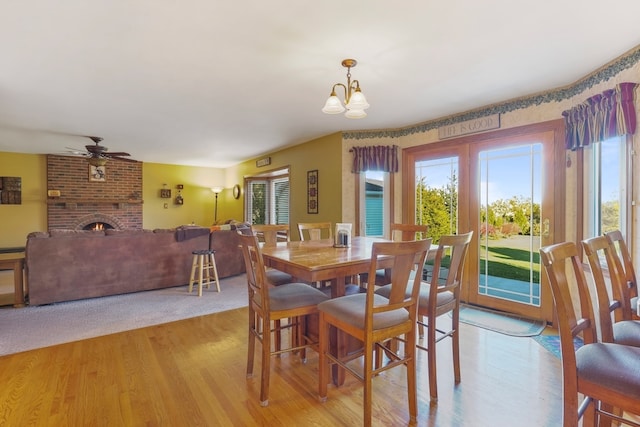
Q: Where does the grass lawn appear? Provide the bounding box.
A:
[479,235,540,282]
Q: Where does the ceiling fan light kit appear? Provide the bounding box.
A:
[322,58,369,119]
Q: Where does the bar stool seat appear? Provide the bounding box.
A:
[188,249,220,296]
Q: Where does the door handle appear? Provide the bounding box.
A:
[542,218,550,238]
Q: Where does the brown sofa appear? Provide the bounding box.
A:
[208,223,248,279]
[25,225,245,306]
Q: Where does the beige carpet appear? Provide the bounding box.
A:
[0,274,248,356]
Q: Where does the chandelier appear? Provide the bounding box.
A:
[321,59,370,119]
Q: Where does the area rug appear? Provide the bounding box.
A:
[532,334,584,359]
[0,274,248,356]
[457,304,546,337]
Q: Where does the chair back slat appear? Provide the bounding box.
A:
[539,242,598,363]
[365,239,430,325]
[425,232,473,312]
[297,222,332,241]
[605,229,638,319]
[238,232,270,312]
[252,224,290,246]
[390,223,428,242]
[582,236,626,340]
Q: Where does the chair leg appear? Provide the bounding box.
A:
[428,317,438,403]
[418,315,425,338]
[260,317,271,407]
[197,254,205,297]
[208,252,221,292]
[452,311,461,383]
[274,320,282,355]
[188,253,198,293]
[406,330,418,423]
[318,312,329,402]
[363,337,374,427]
[299,315,307,362]
[246,309,256,378]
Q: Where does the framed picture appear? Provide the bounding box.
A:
[307,169,318,214]
[89,165,106,182]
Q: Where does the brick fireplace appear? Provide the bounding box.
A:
[47,155,143,230]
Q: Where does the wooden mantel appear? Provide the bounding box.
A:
[46,199,144,209]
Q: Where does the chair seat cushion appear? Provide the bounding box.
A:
[317,293,409,330]
[262,283,329,311]
[375,282,455,309]
[265,269,294,287]
[613,320,640,347]
[576,342,640,399]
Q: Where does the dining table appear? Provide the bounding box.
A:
[260,235,394,385]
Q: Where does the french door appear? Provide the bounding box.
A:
[405,121,564,322]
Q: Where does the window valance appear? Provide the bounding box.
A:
[562,82,638,150]
[350,145,399,173]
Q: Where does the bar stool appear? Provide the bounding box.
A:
[188,249,221,296]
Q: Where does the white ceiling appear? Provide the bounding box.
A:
[1,1,639,168]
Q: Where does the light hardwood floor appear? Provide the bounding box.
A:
[0,307,563,426]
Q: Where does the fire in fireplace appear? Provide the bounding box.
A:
[83,222,115,231]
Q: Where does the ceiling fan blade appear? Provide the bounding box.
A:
[109,156,138,163]
[104,152,131,157]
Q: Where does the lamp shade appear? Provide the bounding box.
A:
[322,95,345,114]
[346,91,369,111]
[211,186,224,194]
[345,108,367,119]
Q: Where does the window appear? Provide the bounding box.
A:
[245,168,289,225]
[358,170,390,237]
[583,136,632,239]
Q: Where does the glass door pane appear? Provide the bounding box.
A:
[477,144,542,307]
[415,156,459,240]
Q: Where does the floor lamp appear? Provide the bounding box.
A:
[211,187,223,224]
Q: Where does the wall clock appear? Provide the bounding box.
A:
[233,184,241,199]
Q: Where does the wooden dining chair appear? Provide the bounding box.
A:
[376,231,473,403]
[539,241,640,427]
[361,223,429,288]
[582,236,640,347]
[605,229,639,320]
[237,232,329,406]
[252,224,290,246]
[251,224,293,287]
[317,239,431,426]
[297,222,332,241]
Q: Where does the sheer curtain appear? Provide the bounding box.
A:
[562,82,638,149]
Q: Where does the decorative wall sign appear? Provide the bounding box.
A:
[160,189,171,198]
[438,113,501,139]
[89,165,106,182]
[307,169,318,214]
[256,157,271,167]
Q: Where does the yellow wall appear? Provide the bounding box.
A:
[142,162,225,228]
[226,133,343,238]
[0,152,47,247]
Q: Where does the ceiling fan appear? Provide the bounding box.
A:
[66,136,134,166]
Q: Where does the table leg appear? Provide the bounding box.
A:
[331,276,346,386]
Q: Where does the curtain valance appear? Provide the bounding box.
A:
[350,145,399,173]
[562,82,638,150]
